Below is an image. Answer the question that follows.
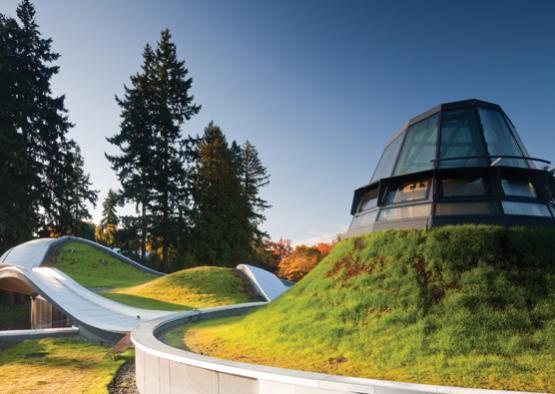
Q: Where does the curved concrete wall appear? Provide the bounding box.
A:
[236,264,288,301]
[132,305,540,394]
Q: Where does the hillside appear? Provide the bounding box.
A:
[52,241,155,288]
[176,225,555,392]
[102,266,256,310]
[52,241,257,310]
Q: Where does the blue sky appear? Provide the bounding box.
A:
[3,0,555,244]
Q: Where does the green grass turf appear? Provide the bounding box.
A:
[52,241,155,288]
[102,266,255,310]
[0,338,132,394]
[175,225,555,392]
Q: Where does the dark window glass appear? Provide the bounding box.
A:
[358,189,378,212]
[549,204,555,217]
[436,201,498,216]
[384,180,430,205]
[501,179,536,198]
[394,114,439,175]
[478,108,527,168]
[350,209,379,228]
[502,201,551,217]
[439,108,488,168]
[441,177,487,197]
[504,115,535,169]
[377,203,431,222]
[371,134,403,181]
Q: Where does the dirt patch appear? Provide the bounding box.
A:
[108,360,138,394]
[326,255,374,281]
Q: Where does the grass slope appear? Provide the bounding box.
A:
[102,266,254,310]
[176,225,555,392]
[0,338,131,394]
[53,241,155,288]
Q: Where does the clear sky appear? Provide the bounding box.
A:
[3,0,555,245]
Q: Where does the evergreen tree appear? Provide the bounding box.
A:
[0,1,80,249]
[237,140,271,240]
[188,122,251,266]
[106,44,156,262]
[95,189,119,247]
[101,189,119,227]
[149,29,200,272]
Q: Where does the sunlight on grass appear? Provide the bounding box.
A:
[53,241,155,288]
[105,266,254,309]
[175,225,555,392]
[0,338,132,394]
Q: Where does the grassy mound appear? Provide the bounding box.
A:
[52,241,155,288]
[176,225,555,392]
[101,266,255,310]
[0,338,131,394]
[52,242,256,310]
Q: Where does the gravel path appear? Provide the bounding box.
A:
[109,360,138,394]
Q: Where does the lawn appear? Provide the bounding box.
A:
[174,225,555,392]
[52,241,155,288]
[52,241,257,311]
[102,266,255,310]
[0,338,132,394]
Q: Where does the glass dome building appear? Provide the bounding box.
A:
[346,99,555,237]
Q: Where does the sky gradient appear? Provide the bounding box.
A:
[3,0,555,244]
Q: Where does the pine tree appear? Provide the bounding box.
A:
[96,189,119,247]
[101,189,119,227]
[0,1,80,249]
[149,29,200,272]
[106,44,156,262]
[238,141,271,240]
[188,122,251,266]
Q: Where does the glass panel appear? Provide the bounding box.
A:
[371,134,404,181]
[436,201,498,216]
[393,114,438,175]
[441,177,487,197]
[504,114,535,169]
[384,180,430,205]
[377,203,431,222]
[501,179,536,198]
[549,204,555,217]
[350,209,379,228]
[439,108,488,168]
[478,108,527,168]
[502,201,551,217]
[358,189,378,212]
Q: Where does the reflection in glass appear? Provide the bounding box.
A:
[504,114,535,169]
[441,178,487,197]
[377,203,431,222]
[394,114,438,175]
[358,189,378,212]
[384,180,430,204]
[501,201,551,217]
[501,179,536,198]
[436,201,498,216]
[371,134,403,181]
[350,209,379,228]
[439,108,488,168]
[478,108,527,168]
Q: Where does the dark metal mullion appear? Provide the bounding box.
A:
[431,108,443,222]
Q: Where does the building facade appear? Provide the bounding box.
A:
[346,99,555,237]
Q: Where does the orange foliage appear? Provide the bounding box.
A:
[277,242,333,281]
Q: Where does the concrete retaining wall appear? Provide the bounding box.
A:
[132,304,540,394]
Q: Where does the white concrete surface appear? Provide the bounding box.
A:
[132,305,543,394]
[237,264,289,301]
